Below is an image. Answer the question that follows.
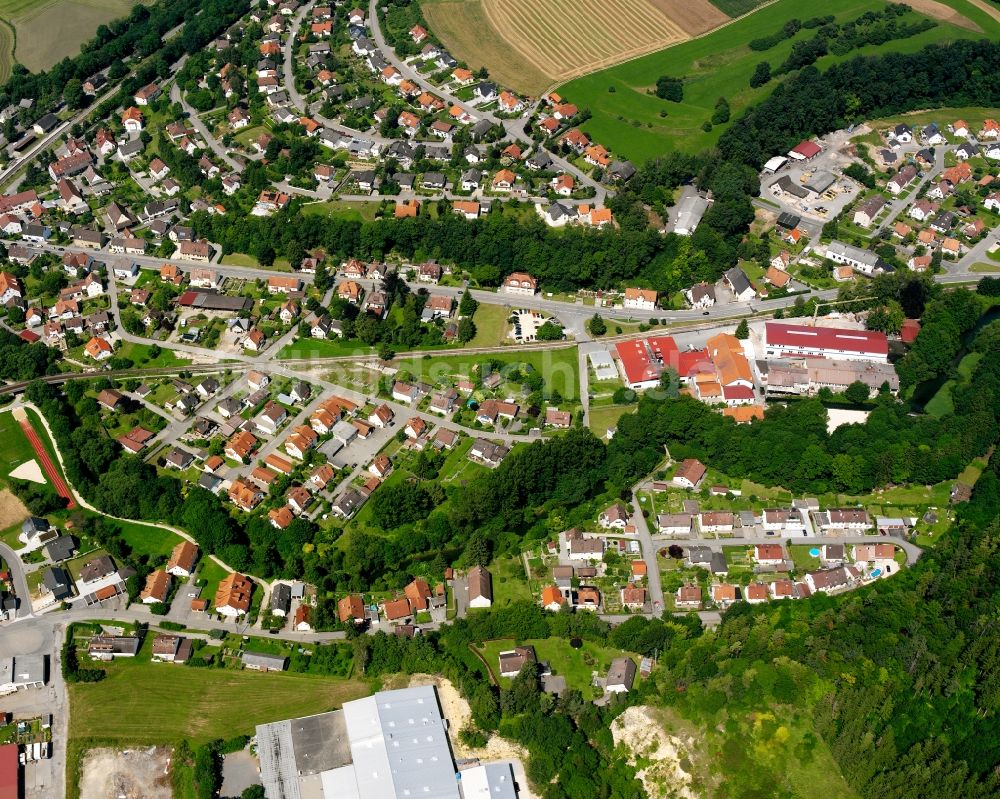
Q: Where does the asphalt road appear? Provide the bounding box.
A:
[0,541,33,620]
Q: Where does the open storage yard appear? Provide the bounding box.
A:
[79,747,173,799]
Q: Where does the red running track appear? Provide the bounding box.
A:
[19,417,76,509]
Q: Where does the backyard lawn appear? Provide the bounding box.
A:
[194,558,230,609]
[116,342,190,368]
[489,556,535,608]
[393,346,580,400]
[474,637,639,697]
[587,403,634,438]
[467,304,511,348]
[107,519,184,559]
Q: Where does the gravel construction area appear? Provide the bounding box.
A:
[407,674,529,762]
[79,746,173,799]
[0,487,29,530]
[611,705,697,799]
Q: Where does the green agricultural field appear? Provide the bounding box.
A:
[0,0,142,74]
[0,19,12,81]
[708,0,769,15]
[559,0,1000,162]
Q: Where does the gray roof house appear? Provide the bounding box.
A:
[42,567,73,601]
[44,535,76,562]
[270,583,291,616]
[242,651,287,671]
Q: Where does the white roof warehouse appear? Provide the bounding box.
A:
[256,685,520,799]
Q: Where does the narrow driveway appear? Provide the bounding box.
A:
[629,496,664,612]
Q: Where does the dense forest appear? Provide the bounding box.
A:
[718,38,1000,169]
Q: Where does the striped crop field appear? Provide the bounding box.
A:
[424,0,728,94]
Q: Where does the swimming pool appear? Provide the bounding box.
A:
[871,568,883,578]
[809,547,821,557]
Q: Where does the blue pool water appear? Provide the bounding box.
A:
[809,547,821,557]
[871,568,883,578]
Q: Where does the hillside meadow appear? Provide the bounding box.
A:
[559,0,1000,162]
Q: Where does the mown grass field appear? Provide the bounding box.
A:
[107,518,183,558]
[586,402,634,438]
[0,19,13,81]
[69,657,368,743]
[116,341,190,368]
[0,0,141,73]
[559,0,1000,162]
[67,647,369,798]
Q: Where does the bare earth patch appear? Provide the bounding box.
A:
[903,0,981,30]
[0,487,29,530]
[9,458,45,484]
[649,0,728,36]
[406,674,530,761]
[79,746,173,799]
[611,705,698,799]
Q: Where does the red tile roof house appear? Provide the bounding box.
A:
[754,544,785,567]
[675,584,702,610]
[166,541,199,578]
[621,584,646,609]
[712,583,739,608]
[140,570,172,604]
[404,578,432,612]
[673,458,706,489]
[382,596,412,623]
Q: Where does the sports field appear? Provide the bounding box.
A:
[423,0,727,95]
[559,0,1000,162]
[0,0,139,74]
